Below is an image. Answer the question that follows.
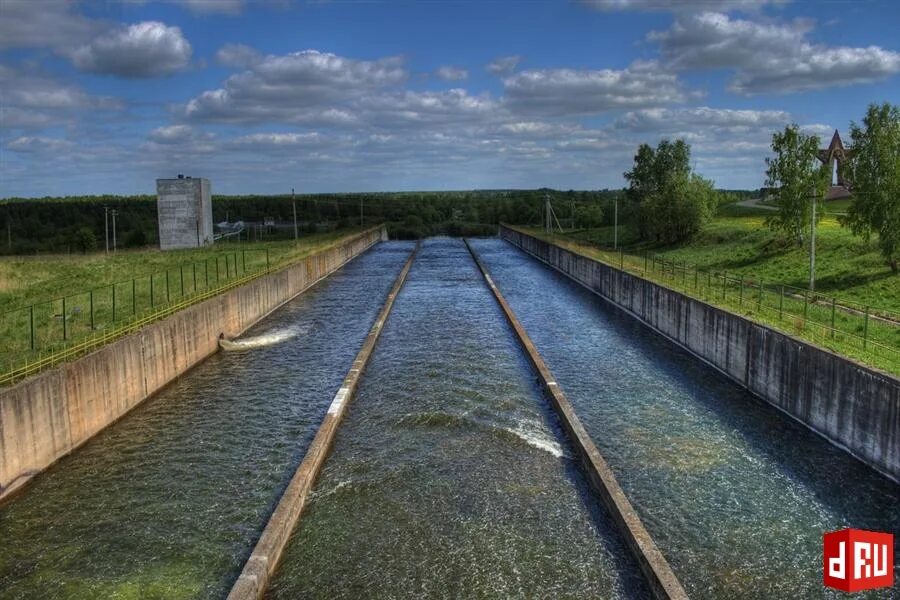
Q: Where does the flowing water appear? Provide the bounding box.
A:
[266,238,649,599]
[469,237,899,599]
[0,242,414,600]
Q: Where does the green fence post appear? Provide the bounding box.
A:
[779,285,784,320]
[192,262,197,293]
[216,257,220,282]
[266,249,270,272]
[150,274,155,308]
[226,254,231,279]
[30,304,35,351]
[242,249,246,274]
[863,307,869,349]
[180,265,185,297]
[112,284,116,322]
[830,298,836,339]
[89,289,94,330]
[166,270,170,302]
[62,296,67,341]
[132,278,136,315]
[205,260,209,288]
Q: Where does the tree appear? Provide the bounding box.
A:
[764,124,829,245]
[73,227,97,253]
[624,139,717,243]
[845,102,900,271]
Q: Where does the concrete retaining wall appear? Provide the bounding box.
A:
[500,226,900,483]
[0,226,388,502]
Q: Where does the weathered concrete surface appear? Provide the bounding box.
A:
[0,226,388,504]
[500,225,900,483]
[227,242,419,600]
[465,240,688,600]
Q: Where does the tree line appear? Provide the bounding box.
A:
[0,189,627,254]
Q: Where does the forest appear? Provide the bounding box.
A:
[0,188,754,255]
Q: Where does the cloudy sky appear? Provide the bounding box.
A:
[1,0,898,197]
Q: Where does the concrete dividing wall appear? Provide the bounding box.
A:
[0,226,387,502]
[500,226,900,483]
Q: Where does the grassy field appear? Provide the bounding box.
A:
[567,203,899,314]
[0,227,369,378]
[518,203,900,374]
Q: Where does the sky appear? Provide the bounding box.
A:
[1,0,898,197]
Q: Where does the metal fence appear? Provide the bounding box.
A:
[0,249,269,382]
[540,232,900,373]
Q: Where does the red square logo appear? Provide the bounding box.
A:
[824,529,894,592]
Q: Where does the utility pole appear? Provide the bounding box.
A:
[292,188,298,241]
[111,209,118,252]
[613,197,618,250]
[104,206,109,254]
[544,193,551,233]
[810,191,817,292]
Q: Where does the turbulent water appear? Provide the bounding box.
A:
[469,237,900,599]
[218,325,309,351]
[3,236,896,600]
[266,238,648,599]
[0,242,414,600]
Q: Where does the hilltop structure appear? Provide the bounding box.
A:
[817,130,854,200]
[156,175,213,250]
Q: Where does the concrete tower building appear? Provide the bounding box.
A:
[156,175,213,250]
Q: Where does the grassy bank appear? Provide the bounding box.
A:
[0,227,370,379]
[515,207,899,375]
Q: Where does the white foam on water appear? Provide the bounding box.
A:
[506,420,567,459]
[219,325,306,351]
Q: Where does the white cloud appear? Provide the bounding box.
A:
[184,50,407,123]
[71,21,193,78]
[174,0,245,14]
[0,0,101,50]
[6,136,75,154]
[357,89,499,129]
[651,11,900,93]
[0,66,123,131]
[148,124,213,144]
[215,43,263,68]
[502,61,687,116]
[486,55,521,76]
[436,66,469,81]
[615,106,791,132]
[582,0,787,12]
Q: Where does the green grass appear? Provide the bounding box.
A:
[0,227,370,377]
[516,209,899,375]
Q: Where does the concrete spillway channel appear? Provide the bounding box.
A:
[0,241,416,599]
[468,237,899,598]
[256,238,668,598]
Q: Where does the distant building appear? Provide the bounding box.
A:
[817,130,854,200]
[156,175,213,250]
